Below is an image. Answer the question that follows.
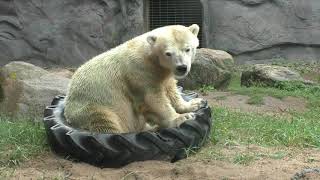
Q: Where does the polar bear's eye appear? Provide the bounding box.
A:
[165,52,172,57]
[185,48,191,53]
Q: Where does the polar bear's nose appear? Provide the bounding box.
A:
[176,65,188,74]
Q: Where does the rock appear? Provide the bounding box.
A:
[241,64,313,87]
[202,0,320,63]
[1,61,48,80]
[0,0,143,67]
[48,68,74,79]
[0,61,70,120]
[178,48,234,90]
[292,168,320,180]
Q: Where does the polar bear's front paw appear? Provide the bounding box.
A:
[186,98,206,112]
[173,112,195,127]
[143,123,159,132]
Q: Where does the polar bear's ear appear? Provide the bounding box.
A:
[188,24,200,36]
[147,35,157,45]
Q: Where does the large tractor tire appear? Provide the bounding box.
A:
[43,89,212,168]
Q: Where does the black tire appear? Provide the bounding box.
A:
[43,91,212,168]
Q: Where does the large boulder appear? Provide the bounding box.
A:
[241,64,313,87]
[179,48,234,90]
[1,61,48,80]
[202,0,320,63]
[0,61,70,120]
[0,0,143,67]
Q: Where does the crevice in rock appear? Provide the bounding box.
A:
[236,0,270,7]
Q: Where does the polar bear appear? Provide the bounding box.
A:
[61,24,205,133]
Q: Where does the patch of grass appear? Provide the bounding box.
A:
[184,146,200,158]
[229,59,320,99]
[246,95,264,105]
[211,107,320,148]
[0,116,47,167]
[199,85,215,95]
[233,153,256,165]
[229,75,286,100]
[269,151,288,160]
[214,96,227,101]
[274,81,319,91]
[229,75,320,107]
[195,144,227,161]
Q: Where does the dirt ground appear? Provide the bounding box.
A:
[7,147,320,180]
[4,92,320,180]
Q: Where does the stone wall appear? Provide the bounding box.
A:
[0,0,143,67]
[201,0,320,64]
[1,0,319,66]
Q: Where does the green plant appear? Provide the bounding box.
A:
[0,116,47,167]
[199,84,215,94]
[274,81,307,91]
[247,95,264,105]
[229,75,320,103]
[233,153,256,165]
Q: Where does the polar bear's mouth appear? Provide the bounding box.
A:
[174,65,189,79]
[176,65,188,74]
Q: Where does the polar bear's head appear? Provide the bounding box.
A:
[147,24,200,79]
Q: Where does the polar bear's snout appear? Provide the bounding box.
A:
[173,55,193,79]
[175,65,188,75]
[174,63,191,79]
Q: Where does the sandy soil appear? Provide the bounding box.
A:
[7,146,320,180]
[3,91,320,180]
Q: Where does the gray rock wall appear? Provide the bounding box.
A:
[0,0,143,67]
[1,0,320,66]
[202,0,320,64]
